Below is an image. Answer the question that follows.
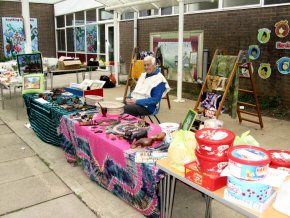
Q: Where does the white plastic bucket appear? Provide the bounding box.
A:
[159,122,179,144]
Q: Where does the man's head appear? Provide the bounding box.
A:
[144,56,156,74]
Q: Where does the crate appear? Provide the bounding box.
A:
[64,87,103,97]
[185,161,227,191]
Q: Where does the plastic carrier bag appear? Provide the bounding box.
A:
[168,130,197,172]
[234,130,260,147]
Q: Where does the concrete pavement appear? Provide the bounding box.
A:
[0,72,289,218]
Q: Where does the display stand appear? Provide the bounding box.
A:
[194,49,242,119]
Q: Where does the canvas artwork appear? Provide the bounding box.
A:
[150,31,204,83]
[75,26,85,52]
[276,57,290,75]
[275,20,289,38]
[86,25,97,53]
[24,75,41,89]
[248,45,260,61]
[17,53,43,75]
[211,55,237,78]
[2,17,38,59]
[257,28,271,44]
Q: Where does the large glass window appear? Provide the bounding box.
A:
[188,0,218,11]
[223,0,259,7]
[87,9,97,24]
[99,8,113,20]
[66,28,74,52]
[56,16,65,28]
[264,0,290,4]
[99,24,105,54]
[161,7,172,15]
[75,11,85,25]
[121,12,134,20]
[66,14,74,26]
[57,29,65,51]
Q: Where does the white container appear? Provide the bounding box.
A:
[159,122,179,144]
[85,95,103,106]
[97,101,125,115]
[273,180,290,216]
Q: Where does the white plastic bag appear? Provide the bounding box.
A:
[168,130,197,172]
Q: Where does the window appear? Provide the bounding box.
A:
[99,8,113,20]
[66,14,74,26]
[223,0,259,7]
[188,0,218,11]
[264,0,290,4]
[99,24,105,54]
[161,7,172,15]
[87,9,97,24]
[75,11,85,25]
[57,29,65,51]
[86,25,97,53]
[56,16,65,28]
[66,28,74,52]
[121,12,134,20]
[139,10,151,17]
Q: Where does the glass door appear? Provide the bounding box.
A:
[105,24,114,62]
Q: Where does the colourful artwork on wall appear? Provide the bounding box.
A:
[75,26,85,52]
[257,28,271,44]
[276,57,290,75]
[258,63,271,79]
[86,25,97,53]
[2,17,38,59]
[248,45,260,60]
[150,31,204,83]
[275,20,289,38]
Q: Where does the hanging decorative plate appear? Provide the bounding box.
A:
[257,28,271,44]
[275,20,289,38]
[258,63,271,79]
[276,57,290,75]
[248,45,260,60]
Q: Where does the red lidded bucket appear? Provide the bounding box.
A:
[195,149,228,176]
[269,149,290,174]
[195,128,235,157]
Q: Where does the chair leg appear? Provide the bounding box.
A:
[154,115,161,124]
[148,116,154,123]
[166,93,171,110]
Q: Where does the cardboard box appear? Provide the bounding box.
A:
[64,87,103,97]
[185,161,227,191]
[58,56,81,70]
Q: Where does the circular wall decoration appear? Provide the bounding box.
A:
[257,28,271,44]
[275,20,289,38]
[240,63,254,77]
[258,63,271,79]
[276,57,290,75]
[248,45,260,60]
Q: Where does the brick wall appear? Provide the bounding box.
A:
[120,5,290,108]
[0,1,56,57]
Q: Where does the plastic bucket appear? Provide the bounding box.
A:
[195,149,228,176]
[228,145,271,181]
[159,123,179,144]
[268,149,290,175]
[195,128,235,157]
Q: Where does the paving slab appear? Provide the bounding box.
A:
[0,143,35,163]
[0,156,50,184]
[0,133,23,146]
[79,181,144,218]
[1,194,97,218]
[0,120,4,125]
[0,124,12,135]
[0,171,71,215]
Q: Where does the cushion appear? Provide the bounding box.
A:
[22,73,45,94]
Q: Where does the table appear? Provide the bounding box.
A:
[156,158,289,218]
[23,93,95,146]
[47,68,87,89]
[61,114,167,217]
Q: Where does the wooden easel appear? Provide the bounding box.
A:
[237,61,263,128]
[194,49,242,118]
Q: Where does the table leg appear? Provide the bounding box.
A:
[49,72,53,89]
[76,72,79,83]
[168,176,176,218]
[1,84,4,110]
[204,195,213,218]
[159,174,176,218]
[89,70,92,80]
[14,86,18,120]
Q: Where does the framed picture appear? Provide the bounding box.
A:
[182,109,197,131]
[90,80,106,89]
[17,53,43,75]
[22,73,45,94]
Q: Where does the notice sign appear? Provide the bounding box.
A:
[276,41,290,50]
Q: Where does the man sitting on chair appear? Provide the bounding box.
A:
[124,56,170,117]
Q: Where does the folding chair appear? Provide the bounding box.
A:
[146,103,161,124]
